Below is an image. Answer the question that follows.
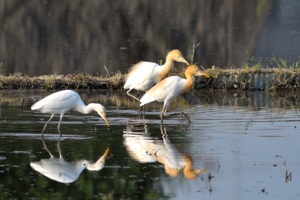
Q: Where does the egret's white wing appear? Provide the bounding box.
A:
[124,61,160,91]
[31,90,79,114]
[140,76,186,106]
[30,159,82,183]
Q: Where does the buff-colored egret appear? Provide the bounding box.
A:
[30,139,109,183]
[124,49,190,101]
[31,90,109,136]
[140,65,209,120]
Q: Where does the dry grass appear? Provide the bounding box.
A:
[0,73,126,90]
[1,67,300,90]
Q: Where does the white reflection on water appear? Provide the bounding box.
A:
[123,123,207,180]
[30,138,109,184]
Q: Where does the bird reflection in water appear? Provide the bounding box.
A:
[30,138,109,183]
[123,123,206,179]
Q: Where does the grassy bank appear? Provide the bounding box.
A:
[1,67,300,90]
[0,72,124,90]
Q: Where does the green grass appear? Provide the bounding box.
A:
[190,42,200,65]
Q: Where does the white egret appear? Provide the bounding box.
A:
[124,49,190,101]
[30,139,109,183]
[140,65,210,120]
[31,90,109,136]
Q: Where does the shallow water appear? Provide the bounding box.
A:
[0,90,300,199]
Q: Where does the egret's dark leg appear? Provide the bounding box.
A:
[127,89,145,117]
[139,105,145,119]
[160,113,164,123]
[181,112,191,123]
[41,137,55,158]
[41,114,55,136]
[180,112,191,130]
[126,89,140,101]
[160,104,167,123]
[57,114,64,137]
[160,123,167,136]
[142,105,145,117]
[57,139,63,158]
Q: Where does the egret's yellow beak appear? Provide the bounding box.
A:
[102,147,109,158]
[182,58,190,66]
[100,113,110,127]
[198,71,210,78]
[177,56,190,66]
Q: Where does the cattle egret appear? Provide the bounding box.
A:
[140,65,209,120]
[31,90,109,136]
[124,49,190,101]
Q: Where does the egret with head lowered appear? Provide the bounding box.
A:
[31,90,109,136]
[124,49,190,101]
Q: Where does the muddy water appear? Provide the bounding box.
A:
[0,90,299,199]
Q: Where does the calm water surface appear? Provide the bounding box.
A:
[2,1,300,76]
[0,90,300,199]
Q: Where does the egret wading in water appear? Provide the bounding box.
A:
[124,49,190,101]
[31,90,109,136]
[140,65,210,121]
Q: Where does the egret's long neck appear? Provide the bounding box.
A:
[84,158,104,171]
[182,155,206,179]
[85,148,108,171]
[159,54,174,80]
[164,165,181,177]
[74,161,89,173]
[183,155,193,171]
[76,103,96,114]
[182,72,195,93]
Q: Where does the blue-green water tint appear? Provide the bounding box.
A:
[0,90,300,199]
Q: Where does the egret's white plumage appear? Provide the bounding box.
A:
[124,49,190,101]
[31,90,109,136]
[30,139,109,183]
[140,65,210,119]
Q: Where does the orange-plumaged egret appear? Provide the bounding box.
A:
[31,90,109,136]
[30,139,109,183]
[140,65,210,120]
[124,49,190,101]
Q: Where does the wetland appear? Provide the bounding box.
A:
[0,90,300,199]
